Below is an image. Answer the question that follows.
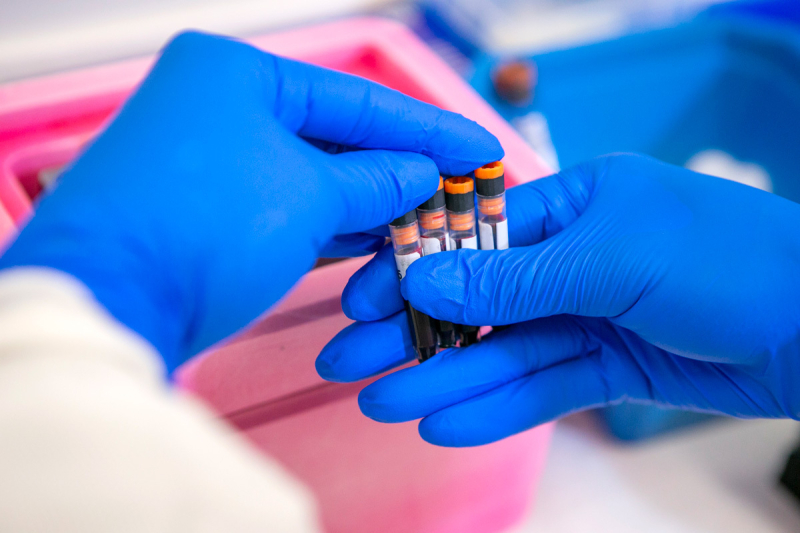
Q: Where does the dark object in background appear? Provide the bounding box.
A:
[491,60,537,106]
[780,438,800,504]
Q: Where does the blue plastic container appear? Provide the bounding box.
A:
[470,11,800,202]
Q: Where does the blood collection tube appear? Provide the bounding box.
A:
[417,177,457,348]
[444,177,479,251]
[475,161,508,251]
[418,177,451,254]
[444,176,481,347]
[389,210,439,362]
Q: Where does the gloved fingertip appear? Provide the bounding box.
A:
[481,134,506,166]
[399,278,431,314]
[314,354,343,382]
[357,384,396,423]
[430,117,505,176]
[418,412,465,448]
[342,245,404,321]
[318,311,414,383]
[341,263,380,321]
[340,277,361,321]
[393,152,441,212]
[402,254,467,321]
[315,330,358,383]
[341,273,401,322]
[401,255,437,300]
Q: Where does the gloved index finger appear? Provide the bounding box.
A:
[342,243,404,322]
[265,54,504,176]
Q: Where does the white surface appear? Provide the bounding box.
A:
[515,413,800,533]
[0,0,388,82]
[513,112,561,172]
[686,149,773,193]
[426,0,733,55]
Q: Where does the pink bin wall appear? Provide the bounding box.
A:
[0,17,554,533]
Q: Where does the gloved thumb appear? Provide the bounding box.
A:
[401,235,642,326]
[400,155,689,326]
[329,149,440,235]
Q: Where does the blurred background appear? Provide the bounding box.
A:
[2,0,800,531]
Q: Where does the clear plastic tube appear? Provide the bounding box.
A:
[444,176,480,346]
[389,220,422,276]
[418,206,451,254]
[417,180,457,348]
[475,161,509,251]
[389,213,439,362]
[444,175,478,251]
[447,208,478,250]
[477,192,508,250]
[475,161,510,335]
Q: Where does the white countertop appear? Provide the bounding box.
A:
[515,413,800,533]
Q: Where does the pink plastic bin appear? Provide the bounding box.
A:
[0,18,554,533]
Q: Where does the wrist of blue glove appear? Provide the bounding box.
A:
[317,154,800,447]
[0,31,503,373]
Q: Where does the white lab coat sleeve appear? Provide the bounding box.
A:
[0,267,320,533]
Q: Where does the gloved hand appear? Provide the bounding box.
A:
[317,154,800,446]
[0,31,503,373]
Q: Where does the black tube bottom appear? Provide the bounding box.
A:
[459,326,481,347]
[417,346,438,363]
[404,300,439,363]
[437,320,458,348]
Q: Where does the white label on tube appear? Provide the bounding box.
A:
[394,252,421,280]
[460,235,478,250]
[449,237,457,251]
[421,237,442,256]
[495,219,509,250]
[479,221,494,250]
[478,220,509,250]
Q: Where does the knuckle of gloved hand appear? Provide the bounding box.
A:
[163,30,221,60]
[602,153,663,178]
[161,31,262,80]
[565,152,652,202]
[341,273,367,320]
[596,152,640,166]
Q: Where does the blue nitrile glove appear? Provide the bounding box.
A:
[317,154,800,446]
[0,31,503,373]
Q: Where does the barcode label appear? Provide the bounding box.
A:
[421,237,442,255]
[479,221,494,250]
[495,219,509,250]
[460,235,478,250]
[479,220,509,250]
[394,252,421,279]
